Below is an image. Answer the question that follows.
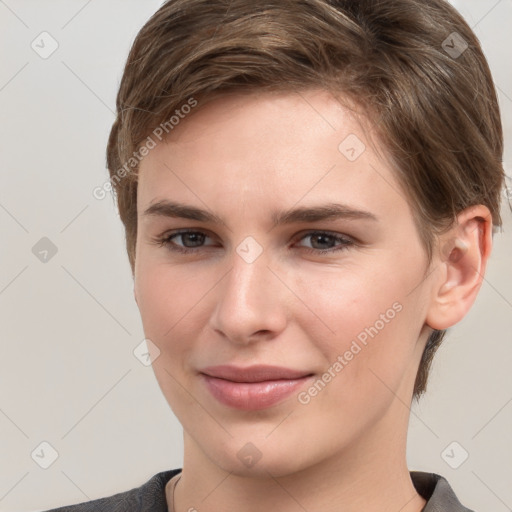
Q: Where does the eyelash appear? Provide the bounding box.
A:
[152,229,355,256]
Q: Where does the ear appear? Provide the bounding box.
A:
[425,205,493,330]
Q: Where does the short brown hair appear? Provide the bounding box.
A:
[106,0,505,400]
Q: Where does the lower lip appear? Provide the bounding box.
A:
[201,374,313,411]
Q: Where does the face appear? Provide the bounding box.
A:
[134,89,434,477]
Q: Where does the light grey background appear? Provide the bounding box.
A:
[0,1,510,511]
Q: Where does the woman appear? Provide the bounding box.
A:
[43,0,505,510]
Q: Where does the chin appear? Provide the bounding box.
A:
[201,434,318,479]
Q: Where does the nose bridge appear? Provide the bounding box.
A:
[211,240,286,342]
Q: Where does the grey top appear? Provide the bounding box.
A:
[41,468,475,512]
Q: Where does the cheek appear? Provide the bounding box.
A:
[292,257,408,341]
[134,263,203,411]
[292,255,424,402]
[135,260,205,339]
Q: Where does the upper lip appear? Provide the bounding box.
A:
[200,364,313,383]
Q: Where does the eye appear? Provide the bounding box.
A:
[152,229,355,255]
[152,229,216,254]
[293,230,354,254]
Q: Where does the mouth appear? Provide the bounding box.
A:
[199,364,315,410]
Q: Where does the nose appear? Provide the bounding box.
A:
[208,246,288,346]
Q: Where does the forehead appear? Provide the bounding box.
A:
[136,89,409,226]
[152,89,370,154]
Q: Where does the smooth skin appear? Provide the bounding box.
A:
[133,89,492,512]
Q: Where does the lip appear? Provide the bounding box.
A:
[199,365,314,411]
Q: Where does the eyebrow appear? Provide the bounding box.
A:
[142,200,378,227]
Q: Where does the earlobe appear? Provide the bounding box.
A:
[425,205,493,331]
